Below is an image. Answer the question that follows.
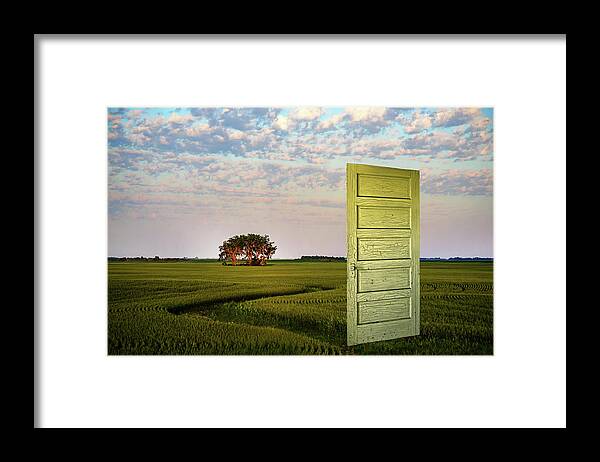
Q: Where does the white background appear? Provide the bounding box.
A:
[36,36,566,428]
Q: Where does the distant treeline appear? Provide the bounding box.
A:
[108,256,214,262]
[421,257,493,261]
[299,256,347,262]
[108,256,492,263]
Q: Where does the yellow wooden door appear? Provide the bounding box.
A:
[346,163,420,345]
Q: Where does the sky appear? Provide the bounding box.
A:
[108,107,493,259]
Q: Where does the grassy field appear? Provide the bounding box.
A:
[108,261,493,355]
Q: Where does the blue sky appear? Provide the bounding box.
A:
[108,107,493,258]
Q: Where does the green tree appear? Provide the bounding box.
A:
[218,234,277,266]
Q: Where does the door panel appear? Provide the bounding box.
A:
[357,174,411,199]
[357,206,411,229]
[355,318,414,344]
[357,287,412,303]
[358,297,411,324]
[357,237,411,260]
[357,267,411,292]
[347,164,420,346]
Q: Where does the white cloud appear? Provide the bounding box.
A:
[317,113,345,131]
[184,123,211,137]
[273,115,290,131]
[126,133,151,145]
[433,108,480,127]
[345,107,387,122]
[167,112,193,125]
[289,107,324,121]
[470,116,491,131]
[421,168,493,195]
[227,129,246,140]
[126,109,144,118]
[400,111,433,134]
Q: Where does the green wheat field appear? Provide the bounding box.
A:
[108,261,493,355]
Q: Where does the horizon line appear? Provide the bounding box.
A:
[107,255,494,259]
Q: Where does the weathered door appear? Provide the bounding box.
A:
[346,163,420,345]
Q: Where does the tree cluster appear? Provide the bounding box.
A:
[218,234,277,266]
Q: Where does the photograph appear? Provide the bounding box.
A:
[107,106,494,355]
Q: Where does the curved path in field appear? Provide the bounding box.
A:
[167,285,338,315]
[167,285,347,348]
